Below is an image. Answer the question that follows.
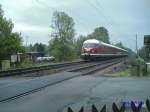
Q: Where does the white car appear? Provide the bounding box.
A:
[36,56,55,62]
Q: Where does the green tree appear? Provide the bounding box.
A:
[74,35,86,56]
[87,27,110,43]
[33,43,46,54]
[25,44,34,52]
[115,42,136,59]
[138,46,147,61]
[0,5,24,60]
[25,43,47,55]
[115,42,125,49]
[49,11,76,61]
[74,27,110,57]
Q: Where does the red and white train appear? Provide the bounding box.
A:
[81,39,128,60]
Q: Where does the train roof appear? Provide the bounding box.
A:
[83,39,100,44]
[83,39,128,52]
[100,41,128,52]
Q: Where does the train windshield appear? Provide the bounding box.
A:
[83,43,99,48]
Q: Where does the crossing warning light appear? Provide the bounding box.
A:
[144,35,150,45]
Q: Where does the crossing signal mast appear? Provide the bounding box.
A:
[144,35,150,61]
[136,34,138,57]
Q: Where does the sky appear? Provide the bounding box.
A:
[0,0,150,51]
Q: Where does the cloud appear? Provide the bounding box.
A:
[12,23,51,45]
[1,0,150,50]
[13,23,50,32]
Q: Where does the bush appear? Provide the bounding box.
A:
[130,57,147,76]
[17,59,34,68]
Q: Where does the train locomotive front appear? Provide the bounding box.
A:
[81,39,128,60]
[81,39,100,60]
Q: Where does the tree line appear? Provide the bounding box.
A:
[0,5,24,61]
[49,11,111,61]
[0,4,134,63]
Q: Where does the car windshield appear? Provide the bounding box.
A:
[83,43,99,48]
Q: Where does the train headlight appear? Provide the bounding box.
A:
[91,49,95,53]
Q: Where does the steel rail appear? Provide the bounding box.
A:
[81,59,123,75]
[0,58,125,103]
[68,59,120,72]
[0,61,85,77]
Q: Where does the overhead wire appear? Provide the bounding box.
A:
[34,0,97,37]
[95,0,114,24]
[86,0,112,27]
[86,0,137,46]
[35,0,135,44]
[34,0,91,29]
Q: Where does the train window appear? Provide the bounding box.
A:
[83,43,99,48]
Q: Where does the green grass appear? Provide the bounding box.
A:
[113,68,150,77]
[113,68,131,77]
[146,69,150,76]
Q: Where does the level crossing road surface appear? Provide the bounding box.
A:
[0,77,34,87]
[0,73,150,112]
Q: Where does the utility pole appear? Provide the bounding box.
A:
[136,34,138,57]
[25,36,29,52]
[25,36,29,47]
[135,34,140,76]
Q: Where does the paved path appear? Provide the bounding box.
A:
[0,74,150,112]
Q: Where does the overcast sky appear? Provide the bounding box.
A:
[1,0,150,51]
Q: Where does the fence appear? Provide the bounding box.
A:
[67,99,150,112]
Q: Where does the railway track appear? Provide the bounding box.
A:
[0,58,126,103]
[69,58,124,75]
[0,61,86,77]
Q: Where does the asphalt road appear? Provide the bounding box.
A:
[0,77,34,88]
[0,74,150,112]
